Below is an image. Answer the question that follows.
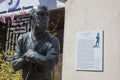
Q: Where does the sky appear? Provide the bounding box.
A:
[0,0,5,3]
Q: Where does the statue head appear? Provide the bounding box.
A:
[30,5,49,32]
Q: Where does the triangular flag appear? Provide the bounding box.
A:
[1,16,6,23]
[10,13,15,21]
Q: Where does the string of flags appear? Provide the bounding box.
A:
[0,16,6,23]
[0,11,27,24]
[10,13,15,21]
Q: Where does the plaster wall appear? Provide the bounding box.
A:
[62,0,120,80]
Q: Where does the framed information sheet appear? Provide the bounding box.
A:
[76,30,104,71]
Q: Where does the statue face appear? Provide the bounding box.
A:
[34,6,49,31]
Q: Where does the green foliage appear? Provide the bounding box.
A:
[0,52,22,80]
[48,21,58,36]
[0,51,55,80]
[52,74,55,80]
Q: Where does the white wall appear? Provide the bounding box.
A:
[62,0,120,80]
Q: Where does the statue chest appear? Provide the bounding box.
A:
[23,38,51,56]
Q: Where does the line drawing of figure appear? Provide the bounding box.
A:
[93,32,100,48]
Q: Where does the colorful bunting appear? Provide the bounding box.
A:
[10,13,15,21]
[0,15,6,23]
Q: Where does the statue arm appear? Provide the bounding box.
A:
[12,55,24,71]
[24,38,60,69]
[12,35,25,71]
[34,47,59,69]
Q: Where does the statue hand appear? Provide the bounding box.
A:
[23,49,35,59]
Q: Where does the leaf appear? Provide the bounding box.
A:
[0,51,22,80]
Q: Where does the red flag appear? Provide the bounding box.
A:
[1,16,6,23]
[20,11,26,15]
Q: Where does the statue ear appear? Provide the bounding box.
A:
[30,15,33,19]
[47,15,50,21]
[48,17,50,21]
[31,18,36,28]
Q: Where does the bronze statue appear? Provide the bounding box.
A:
[12,5,60,80]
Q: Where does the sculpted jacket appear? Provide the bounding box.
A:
[12,31,60,80]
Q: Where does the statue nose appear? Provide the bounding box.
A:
[39,16,47,21]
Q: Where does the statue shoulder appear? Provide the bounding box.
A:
[17,32,30,42]
[46,32,60,47]
[46,32,58,42]
[46,32,60,53]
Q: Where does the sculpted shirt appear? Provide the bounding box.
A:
[12,31,60,80]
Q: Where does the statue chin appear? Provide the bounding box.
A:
[35,24,48,30]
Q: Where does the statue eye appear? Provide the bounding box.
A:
[46,12,49,16]
[36,11,49,17]
[37,12,45,16]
